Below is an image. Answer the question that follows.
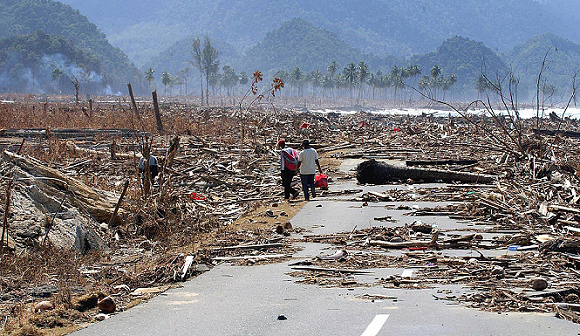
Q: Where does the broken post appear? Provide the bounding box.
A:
[152,90,163,132]
[127,83,140,119]
[108,180,130,227]
[1,177,13,254]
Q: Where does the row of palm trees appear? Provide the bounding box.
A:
[274,61,429,101]
[144,59,458,102]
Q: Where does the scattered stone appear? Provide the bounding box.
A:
[531,278,549,291]
[97,296,116,314]
[34,301,54,312]
[94,313,110,321]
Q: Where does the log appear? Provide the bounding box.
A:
[213,254,289,261]
[369,240,433,248]
[540,238,580,254]
[356,159,495,184]
[211,243,283,251]
[65,141,136,160]
[406,159,478,167]
[290,266,372,274]
[534,129,580,138]
[2,151,125,224]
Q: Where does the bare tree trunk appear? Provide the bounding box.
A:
[128,83,140,118]
[152,90,163,132]
[1,178,13,254]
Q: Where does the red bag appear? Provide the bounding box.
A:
[314,174,328,189]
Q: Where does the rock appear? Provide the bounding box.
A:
[277,314,287,320]
[94,313,110,321]
[265,209,275,217]
[283,222,292,230]
[275,225,284,234]
[531,278,548,291]
[98,296,116,313]
[34,300,54,312]
[99,223,109,231]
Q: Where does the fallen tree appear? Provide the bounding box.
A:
[356,159,496,184]
[2,150,126,224]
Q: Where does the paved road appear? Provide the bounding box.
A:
[72,179,580,336]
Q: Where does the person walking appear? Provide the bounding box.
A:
[296,139,322,201]
[138,154,159,186]
[277,139,300,200]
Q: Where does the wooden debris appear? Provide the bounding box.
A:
[356,159,496,184]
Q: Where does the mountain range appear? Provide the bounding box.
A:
[58,0,580,68]
[1,0,580,100]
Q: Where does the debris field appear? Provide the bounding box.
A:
[2,97,580,334]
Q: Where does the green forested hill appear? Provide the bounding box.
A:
[411,36,510,95]
[506,33,580,101]
[244,19,398,75]
[59,0,577,69]
[0,31,102,93]
[145,19,397,85]
[0,0,141,93]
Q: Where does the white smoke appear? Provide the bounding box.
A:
[0,53,108,95]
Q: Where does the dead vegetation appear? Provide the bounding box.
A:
[2,92,580,334]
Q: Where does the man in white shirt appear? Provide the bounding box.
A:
[296,139,322,201]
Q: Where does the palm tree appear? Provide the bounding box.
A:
[161,71,172,95]
[430,65,441,79]
[327,61,338,78]
[179,67,190,95]
[343,62,357,98]
[390,66,402,100]
[358,61,370,99]
[309,70,323,96]
[144,68,155,90]
[290,67,303,96]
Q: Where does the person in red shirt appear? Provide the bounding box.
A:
[277,139,300,200]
